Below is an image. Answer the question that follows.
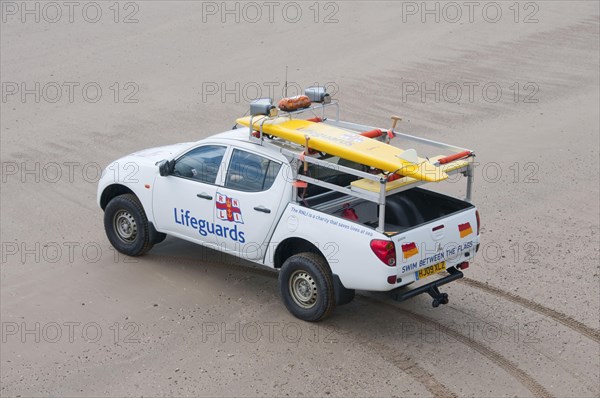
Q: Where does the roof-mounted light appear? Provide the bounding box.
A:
[250,98,278,117]
[305,86,331,103]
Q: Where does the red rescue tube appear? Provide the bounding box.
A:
[342,207,359,221]
[360,129,383,138]
[306,117,322,123]
[438,150,472,164]
[387,173,402,182]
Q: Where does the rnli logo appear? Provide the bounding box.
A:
[216,194,243,224]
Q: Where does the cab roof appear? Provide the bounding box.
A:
[204,127,289,163]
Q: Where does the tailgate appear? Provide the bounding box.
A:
[392,208,479,279]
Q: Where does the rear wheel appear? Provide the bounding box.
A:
[279,252,335,322]
[104,194,153,256]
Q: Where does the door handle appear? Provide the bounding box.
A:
[253,206,271,214]
[197,193,213,200]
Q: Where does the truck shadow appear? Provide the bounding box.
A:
[144,235,430,325]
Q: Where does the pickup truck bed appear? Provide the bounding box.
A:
[382,188,473,234]
[302,188,472,235]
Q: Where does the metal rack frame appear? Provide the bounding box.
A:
[243,102,475,233]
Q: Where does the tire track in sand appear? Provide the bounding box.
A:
[458,277,600,343]
[367,341,456,398]
[360,295,555,398]
[151,253,570,397]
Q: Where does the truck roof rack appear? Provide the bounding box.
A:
[239,101,475,233]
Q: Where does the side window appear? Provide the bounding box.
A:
[173,145,226,184]
[225,149,282,192]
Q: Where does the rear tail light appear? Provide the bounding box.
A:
[370,239,396,266]
[475,210,481,235]
[458,262,469,270]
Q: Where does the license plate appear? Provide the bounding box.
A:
[416,261,446,280]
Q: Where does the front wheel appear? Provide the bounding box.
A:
[279,252,335,322]
[104,194,153,256]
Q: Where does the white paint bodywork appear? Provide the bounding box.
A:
[97,128,480,292]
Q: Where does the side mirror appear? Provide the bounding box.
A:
[157,159,173,176]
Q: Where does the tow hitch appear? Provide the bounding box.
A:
[390,267,464,307]
[427,285,449,307]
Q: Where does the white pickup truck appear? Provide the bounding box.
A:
[97,96,480,321]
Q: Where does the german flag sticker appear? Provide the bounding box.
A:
[401,242,419,259]
[458,222,473,238]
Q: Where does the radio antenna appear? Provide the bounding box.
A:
[284,65,288,98]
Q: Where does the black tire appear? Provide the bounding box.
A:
[104,193,153,256]
[279,252,335,322]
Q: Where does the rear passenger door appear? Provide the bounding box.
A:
[215,148,284,260]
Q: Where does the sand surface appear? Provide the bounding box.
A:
[1,1,599,396]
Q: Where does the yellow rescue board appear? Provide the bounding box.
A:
[237,116,448,182]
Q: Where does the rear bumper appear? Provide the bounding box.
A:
[389,267,464,303]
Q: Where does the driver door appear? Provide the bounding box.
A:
[152,144,227,246]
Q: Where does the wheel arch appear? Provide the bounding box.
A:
[100,184,136,210]
[273,237,326,269]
